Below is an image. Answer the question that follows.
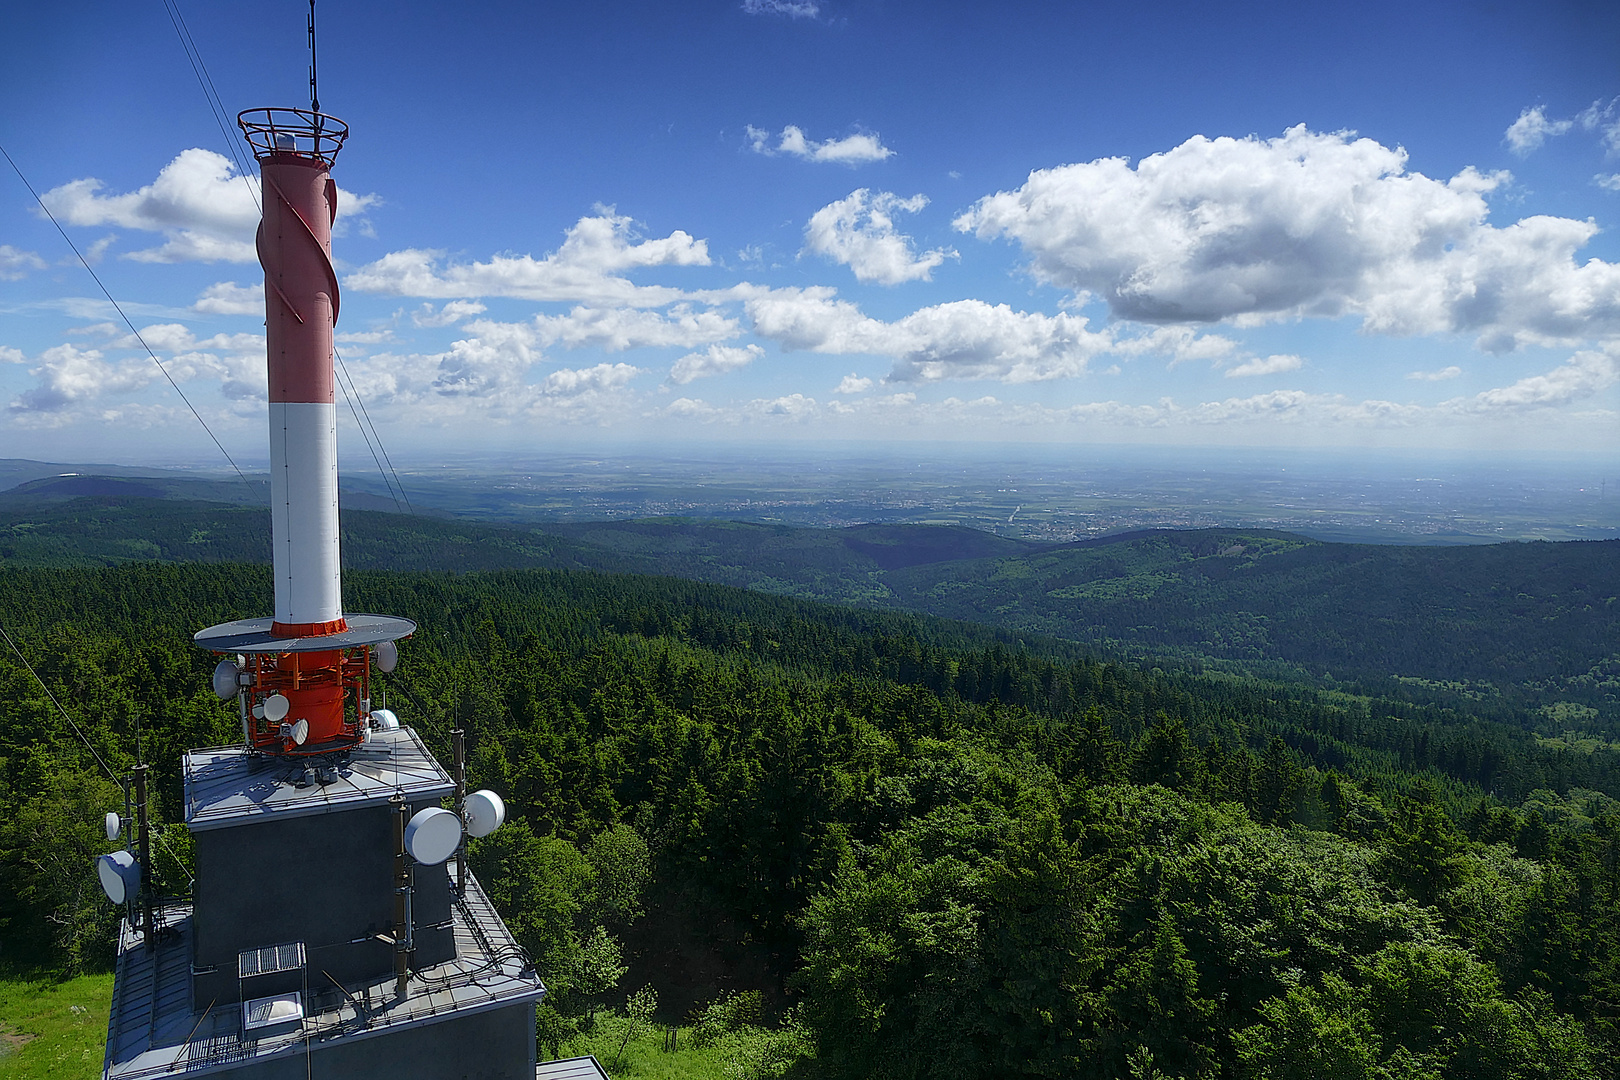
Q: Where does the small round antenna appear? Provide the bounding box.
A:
[374,640,398,673]
[104,811,122,842]
[263,693,290,723]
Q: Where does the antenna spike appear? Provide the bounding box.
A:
[308,0,319,115]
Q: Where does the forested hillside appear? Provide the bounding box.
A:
[883,528,1620,726]
[4,496,1618,731]
[2,562,1619,1078]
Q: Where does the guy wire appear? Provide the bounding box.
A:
[159,0,261,213]
[335,345,415,515]
[0,622,121,786]
[334,349,404,513]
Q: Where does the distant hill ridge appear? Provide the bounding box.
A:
[0,467,426,514]
[1,487,1615,726]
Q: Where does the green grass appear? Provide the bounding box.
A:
[0,974,112,1080]
[559,1014,810,1080]
[560,1018,736,1080]
[0,977,807,1080]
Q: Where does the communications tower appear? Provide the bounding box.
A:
[95,102,558,1080]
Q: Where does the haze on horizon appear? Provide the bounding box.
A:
[2,0,1619,467]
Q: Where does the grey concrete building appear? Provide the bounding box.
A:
[101,727,546,1080]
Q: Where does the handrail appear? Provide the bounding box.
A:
[238,107,349,166]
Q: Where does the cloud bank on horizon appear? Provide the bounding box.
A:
[2,2,1618,457]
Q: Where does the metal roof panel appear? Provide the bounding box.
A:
[183,726,453,831]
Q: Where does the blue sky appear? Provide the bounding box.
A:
[1,0,1618,465]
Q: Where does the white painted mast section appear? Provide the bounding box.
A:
[269,401,342,628]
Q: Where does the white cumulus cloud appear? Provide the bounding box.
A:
[742,286,1113,382]
[0,245,46,280]
[669,344,764,384]
[659,397,721,420]
[1224,354,1303,378]
[1578,98,1620,154]
[534,305,739,352]
[955,126,1620,352]
[1112,325,1239,364]
[333,320,644,425]
[335,328,395,345]
[38,149,376,264]
[412,300,488,327]
[5,323,269,412]
[194,281,263,315]
[748,393,819,420]
[542,362,641,396]
[746,125,894,165]
[1407,365,1462,381]
[106,323,263,355]
[424,320,544,399]
[741,0,819,16]
[346,210,706,306]
[8,344,155,413]
[1455,348,1620,412]
[804,189,955,285]
[1182,390,1337,425]
[834,374,873,394]
[113,323,267,400]
[1504,106,1573,155]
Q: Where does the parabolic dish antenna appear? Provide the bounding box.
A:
[404,806,462,865]
[463,789,506,838]
[212,659,241,701]
[374,639,399,673]
[263,694,290,723]
[104,812,121,842]
[97,849,139,905]
[287,719,309,746]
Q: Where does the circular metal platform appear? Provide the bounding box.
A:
[194,614,416,653]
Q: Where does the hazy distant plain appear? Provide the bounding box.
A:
[5,443,1616,545]
[335,443,1620,545]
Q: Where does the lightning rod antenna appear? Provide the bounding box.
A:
[308,0,320,116]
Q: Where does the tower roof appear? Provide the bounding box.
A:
[183,727,452,832]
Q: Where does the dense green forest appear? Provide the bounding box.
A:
[3,561,1620,1077]
[4,493,1619,734]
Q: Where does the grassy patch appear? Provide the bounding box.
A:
[559,1013,810,1080]
[0,974,112,1080]
[0,976,810,1080]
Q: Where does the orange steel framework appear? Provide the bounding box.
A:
[241,646,375,755]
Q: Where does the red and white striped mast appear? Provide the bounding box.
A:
[195,48,412,756]
[252,105,346,640]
